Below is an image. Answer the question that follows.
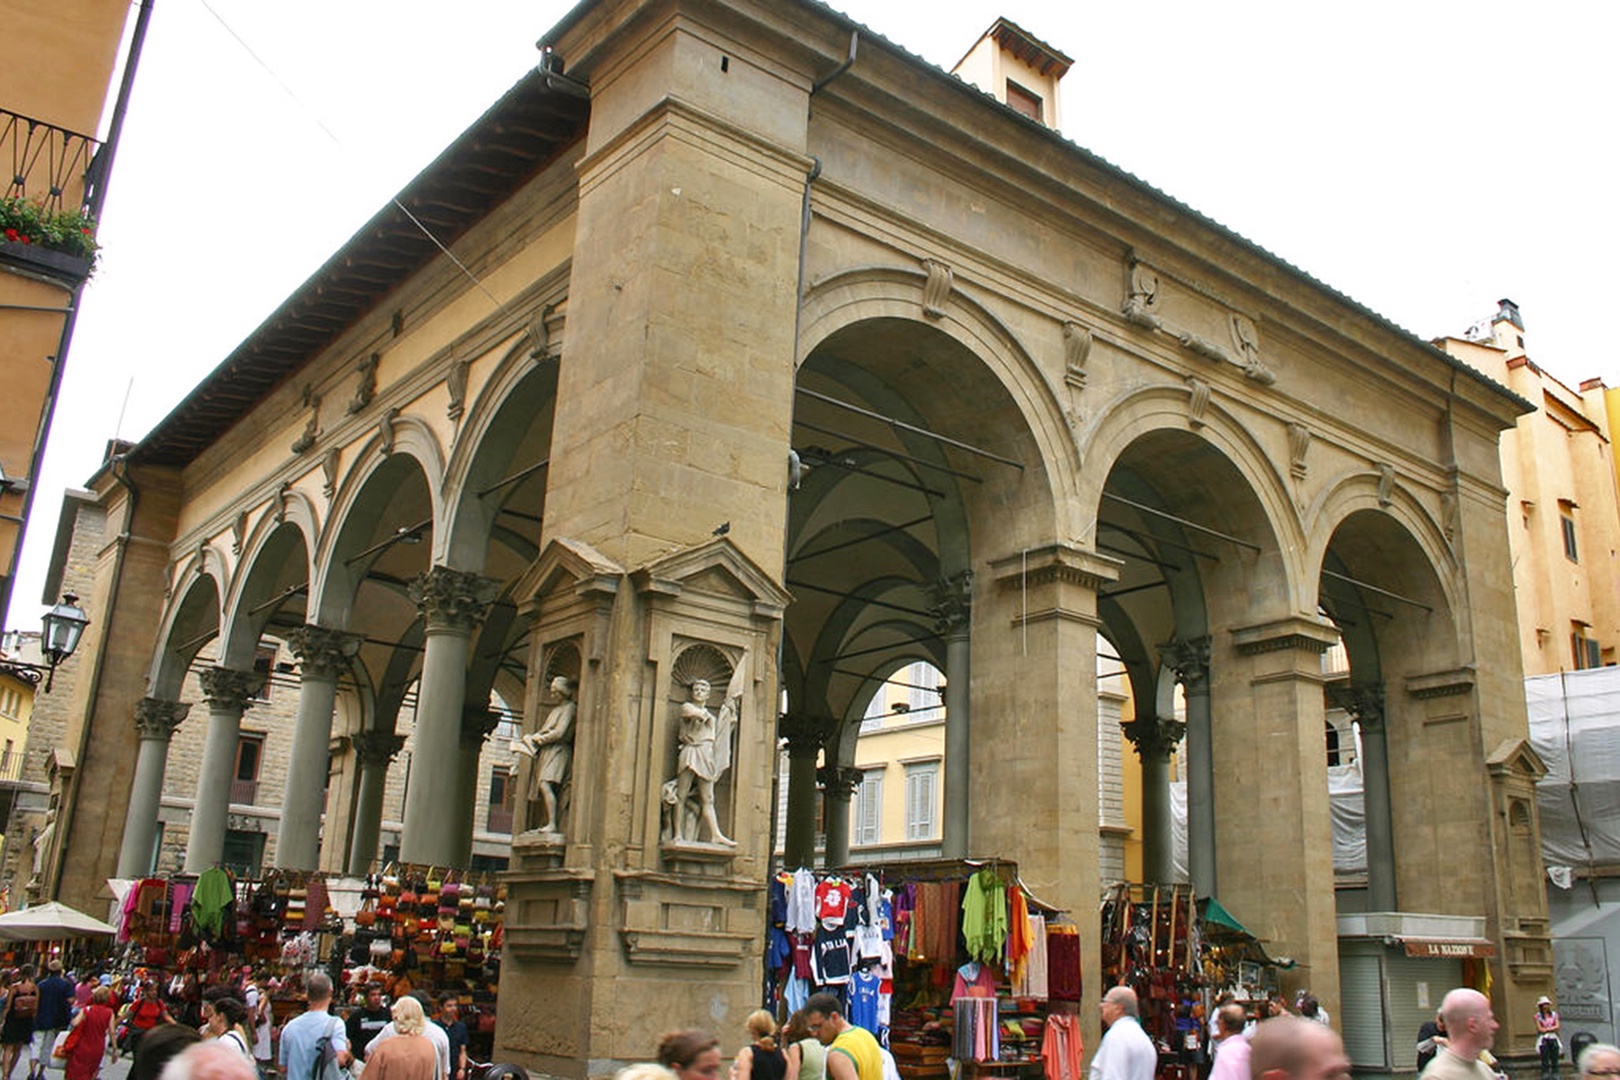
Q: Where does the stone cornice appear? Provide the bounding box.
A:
[1406,667,1476,700]
[1230,615,1339,656]
[990,542,1122,593]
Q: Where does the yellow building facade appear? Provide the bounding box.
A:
[0,0,146,623]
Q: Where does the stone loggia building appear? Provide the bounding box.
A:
[40,0,1551,1072]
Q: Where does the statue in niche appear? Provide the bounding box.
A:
[513,675,576,834]
[30,807,56,883]
[668,670,742,846]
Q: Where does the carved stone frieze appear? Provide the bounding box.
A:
[921,259,953,319]
[1178,330,1233,366]
[198,667,263,713]
[290,386,321,454]
[1122,261,1162,330]
[347,353,379,415]
[285,625,362,679]
[410,566,500,633]
[134,698,192,741]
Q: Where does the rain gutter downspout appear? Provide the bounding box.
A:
[50,453,137,901]
[769,27,858,889]
[0,0,154,626]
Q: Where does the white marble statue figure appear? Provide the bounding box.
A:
[670,671,742,846]
[512,675,576,834]
[31,807,56,881]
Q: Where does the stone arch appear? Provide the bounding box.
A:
[1306,473,1461,619]
[220,509,318,669]
[799,265,1079,536]
[311,429,442,628]
[148,567,225,700]
[439,337,559,572]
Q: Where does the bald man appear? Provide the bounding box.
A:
[1249,1016,1351,1080]
[1092,987,1158,1080]
[1419,989,1499,1080]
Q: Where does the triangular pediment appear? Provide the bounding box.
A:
[1487,736,1548,781]
[513,537,625,605]
[634,537,792,613]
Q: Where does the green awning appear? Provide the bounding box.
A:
[1200,896,1250,935]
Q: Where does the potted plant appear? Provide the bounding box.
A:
[0,196,99,284]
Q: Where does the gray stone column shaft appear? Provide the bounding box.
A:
[185,668,260,872]
[454,710,499,865]
[1140,750,1174,883]
[401,567,498,867]
[116,699,191,877]
[829,780,855,867]
[279,670,339,870]
[784,748,820,869]
[402,628,474,864]
[942,630,971,858]
[347,732,403,875]
[277,625,360,870]
[1362,720,1397,910]
[1185,681,1215,897]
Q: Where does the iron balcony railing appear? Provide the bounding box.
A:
[2,107,103,214]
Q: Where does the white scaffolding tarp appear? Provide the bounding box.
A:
[1527,666,1620,874]
[1171,762,1367,881]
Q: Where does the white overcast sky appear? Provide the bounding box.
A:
[11,0,1619,628]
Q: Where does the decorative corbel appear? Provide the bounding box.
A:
[1186,376,1211,429]
[921,259,953,319]
[1377,464,1395,508]
[1286,422,1311,481]
[321,448,340,498]
[446,355,470,422]
[1063,321,1092,389]
[378,407,400,456]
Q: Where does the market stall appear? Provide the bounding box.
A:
[765,859,1084,1080]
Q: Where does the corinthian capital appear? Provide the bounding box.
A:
[134,698,192,740]
[818,765,863,799]
[1327,682,1386,731]
[410,567,500,633]
[199,667,263,713]
[1122,715,1185,762]
[1160,635,1212,689]
[779,713,839,757]
[352,731,406,767]
[285,625,362,679]
[460,706,502,747]
[930,570,974,637]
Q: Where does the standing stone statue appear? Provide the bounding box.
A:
[670,677,738,846]
[513,675,576,834]
[30,807,56,883]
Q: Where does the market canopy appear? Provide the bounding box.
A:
[0,901,118,941]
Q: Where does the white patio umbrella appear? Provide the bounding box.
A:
[0,902,118,941]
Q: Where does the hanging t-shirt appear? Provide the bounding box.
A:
[816,878,854,927]
[813,924,852,985]
[788,869,818,934]
[847,970,882,1033]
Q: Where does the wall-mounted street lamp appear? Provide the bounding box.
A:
[37,594,89,692]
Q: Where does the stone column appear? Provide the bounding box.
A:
[115,698,191,877]
[1332,683,1396,910]
[456,707,502,865]
[347,731,405,875]
[402,567,499,866]
[1122,715,1184,884]
[1165,636,1214,896]
[932,571,973,858]
[184,667,262,872]
[780,714,836,870]
[276,625,361,870]
[819,765,861,868]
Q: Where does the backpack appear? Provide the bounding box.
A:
[312,1016,342,1080]
[10,982,38,1019]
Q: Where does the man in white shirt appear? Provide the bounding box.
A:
[364,993,451,1077]
[1091,987,1158,1080]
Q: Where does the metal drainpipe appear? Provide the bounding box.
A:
[0,0,155,626]
[768,30,860,901]
[49,453,137,901]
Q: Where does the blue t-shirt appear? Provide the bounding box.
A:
[847,971,881,1034]
[279,1009,349,1080]
[33,976,74,1030]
